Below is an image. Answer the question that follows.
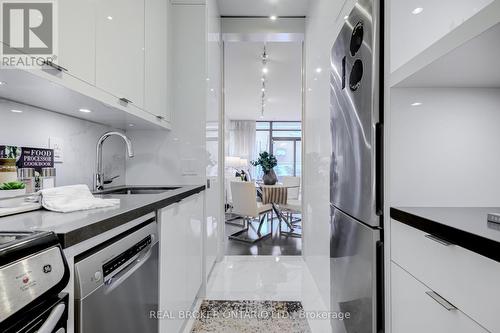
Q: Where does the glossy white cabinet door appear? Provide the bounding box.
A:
[96,0,145,107]
[145,0,170,121]
[391,262,487,333]
[58,0,96,84]
[391,220,500,332]
[184,194,203,304]
[158,203,185,333]
[159,194,204,333]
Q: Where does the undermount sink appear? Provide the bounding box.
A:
[95,187,180,195]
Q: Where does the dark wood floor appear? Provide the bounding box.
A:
[224,215,302,256]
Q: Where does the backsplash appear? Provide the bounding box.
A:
[0,99,126,189]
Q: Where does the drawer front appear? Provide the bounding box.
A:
[391,262,487,333]
[391,219,500,332]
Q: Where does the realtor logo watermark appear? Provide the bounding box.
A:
[1,0,57,68]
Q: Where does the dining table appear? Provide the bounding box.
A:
[256,182,300,236]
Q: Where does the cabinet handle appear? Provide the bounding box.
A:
[119,97,133,104]
[425,291,457,311]
[43,60,68,72]
[424,234,453,246]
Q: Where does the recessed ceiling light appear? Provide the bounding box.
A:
[344,15,349,20]
[262,67,268,74]
[206,77,210,81]
[210,88,214,92]
[261,88,265,92]
[128,123,135,127]
[412,7,423,15]
[79,108,92,113]
[411,102,423,106]
[106,15,113,20]
[270,15,277,21]
[315,67,322,73]
[0,81,6,85]
[10,109,23,113]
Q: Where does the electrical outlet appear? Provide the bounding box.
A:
[49,137,64,163]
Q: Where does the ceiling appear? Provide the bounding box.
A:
[217,0,309,17]
[224,42,302,121]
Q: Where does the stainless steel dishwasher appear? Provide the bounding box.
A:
[74,216,158,333]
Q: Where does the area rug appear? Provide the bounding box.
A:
[190,300,311,333]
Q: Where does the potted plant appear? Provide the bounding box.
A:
[251,151,278,185]
[0,181,26,199]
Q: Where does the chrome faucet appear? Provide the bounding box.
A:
[95,131,134,191]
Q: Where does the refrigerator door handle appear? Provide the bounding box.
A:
[376,240,385,333]
[375,122,384,216]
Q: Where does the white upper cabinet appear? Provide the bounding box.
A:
[145,0,170,121]
[58,0,96,84]
[96,0,145,108]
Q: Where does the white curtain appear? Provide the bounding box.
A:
[228,120,256,169]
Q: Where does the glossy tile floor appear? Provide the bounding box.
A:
[225,216,302,256]
[184,256,331,333]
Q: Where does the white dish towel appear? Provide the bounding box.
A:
[40,184,120,213]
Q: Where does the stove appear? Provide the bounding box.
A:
[0,230,70,332]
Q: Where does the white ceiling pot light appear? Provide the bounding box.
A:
[412,7,423,15]
[79,108,92,113]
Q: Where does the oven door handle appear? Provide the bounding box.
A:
[104,245,154,295]
[37,303,65,333]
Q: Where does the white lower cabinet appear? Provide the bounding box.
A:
[391,220,500,332]
[391,262,488,333]
[159,194,204,333]
[185,193,203,305]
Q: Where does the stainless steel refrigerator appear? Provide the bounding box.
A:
[329,0,384,332]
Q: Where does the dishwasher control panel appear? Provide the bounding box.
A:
[103,235,152,278]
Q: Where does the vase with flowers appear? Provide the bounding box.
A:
[251,151,278,185]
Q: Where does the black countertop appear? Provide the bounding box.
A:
[391,207,500,263]
[0,185,205,248]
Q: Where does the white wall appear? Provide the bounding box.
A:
[0,99,126,188]
[205,0,223,266]
[126,2,207,186]
[391,88,500,207]
[303,0,350,319]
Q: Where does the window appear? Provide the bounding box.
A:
[255,121,302,178]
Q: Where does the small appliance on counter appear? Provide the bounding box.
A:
[0,231,70,333]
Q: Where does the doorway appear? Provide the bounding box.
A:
[221,37,304,256]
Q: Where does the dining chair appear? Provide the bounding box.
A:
[228,181,273,243]
[282,176,301,200]
[280,176,302,237]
